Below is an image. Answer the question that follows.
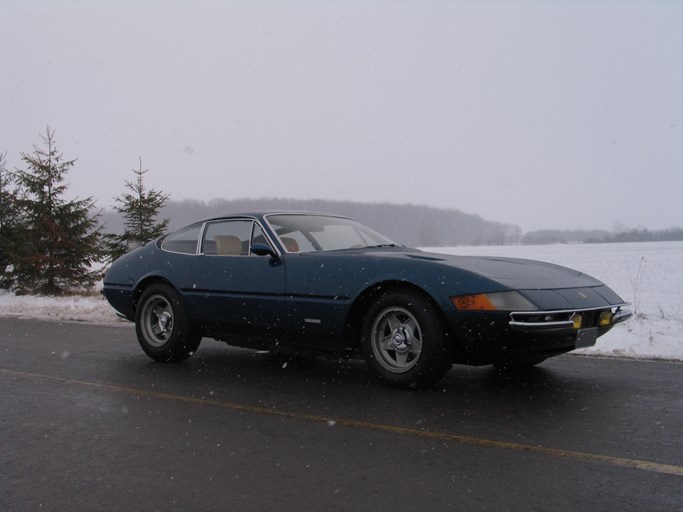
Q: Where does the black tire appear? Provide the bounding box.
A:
[135,283,201,362]
[360,291,452,389]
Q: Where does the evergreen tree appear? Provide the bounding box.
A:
[13,127,102,294]
[105,157,170,261]
[0,151,23,289]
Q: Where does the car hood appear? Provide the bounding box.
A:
[403,250,624,309]
[399,251,594,287]
[441,254,596,287]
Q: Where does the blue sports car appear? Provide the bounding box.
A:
[103,212,631,388]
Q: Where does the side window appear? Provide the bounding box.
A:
[251,223,267,247]
[160,224,202,254]
[202,220,254,256]
[252,222,280,254]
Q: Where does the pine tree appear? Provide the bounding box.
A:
[0,151,22,289]
[13,127,102,294]
[105,158,170,261]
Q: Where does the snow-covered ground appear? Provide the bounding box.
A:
[0,241,680,361]
[0,289,125,325]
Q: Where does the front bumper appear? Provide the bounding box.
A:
[444,303,632,366]
[508,304,632,334]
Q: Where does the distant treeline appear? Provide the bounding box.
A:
[586,227,683,243]
[101,197,683,247]
[521,229,610,245]
[102,197,522,247]
[522,227,683,245]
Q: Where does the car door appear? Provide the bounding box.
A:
[188,219,285,338]
[282,252,354,348]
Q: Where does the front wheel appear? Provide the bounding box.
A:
[135,283,201,362]
[360,291,452,388]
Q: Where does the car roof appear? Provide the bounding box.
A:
[203,211,351,222]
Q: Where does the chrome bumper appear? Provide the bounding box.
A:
[509,304,632,333]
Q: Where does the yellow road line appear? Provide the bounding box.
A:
[3,367,682,477]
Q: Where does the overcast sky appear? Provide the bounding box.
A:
[2,0,682,232]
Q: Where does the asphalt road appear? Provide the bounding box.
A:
[1,317,681,512]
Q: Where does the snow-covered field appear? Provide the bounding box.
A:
[0,241,680,361]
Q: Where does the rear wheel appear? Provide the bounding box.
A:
[361,291,452,388]
[135,283,201,362]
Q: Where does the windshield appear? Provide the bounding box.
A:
[265,214,397,253]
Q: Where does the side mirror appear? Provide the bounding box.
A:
[252,243,279,260]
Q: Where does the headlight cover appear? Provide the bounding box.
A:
[451,291,537,312]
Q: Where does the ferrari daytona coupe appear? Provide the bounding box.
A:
[103,212,631,388]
